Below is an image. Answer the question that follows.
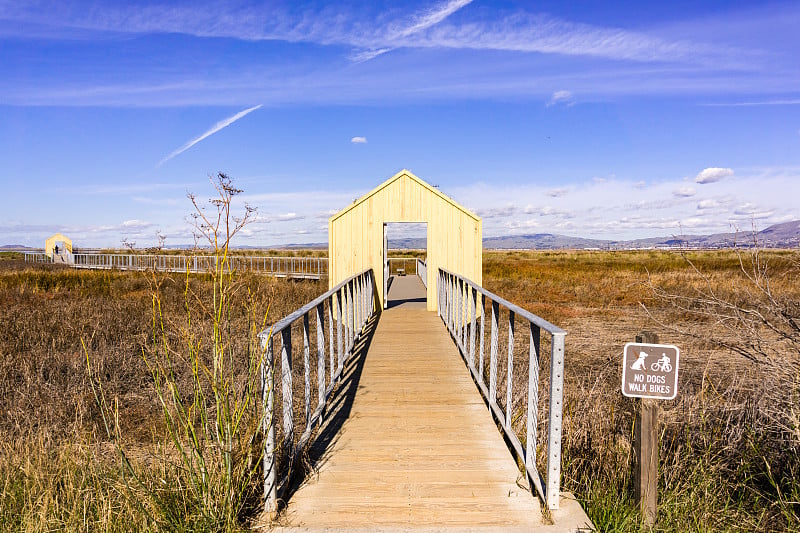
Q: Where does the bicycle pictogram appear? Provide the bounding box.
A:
[650,353,672,372]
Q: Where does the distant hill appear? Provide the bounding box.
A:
[5,221,798,252]
[483,220,800,250]
[387,220,800,250]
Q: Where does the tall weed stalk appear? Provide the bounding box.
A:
[87,173,271,531]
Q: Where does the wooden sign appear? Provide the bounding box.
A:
[622,342,680,400]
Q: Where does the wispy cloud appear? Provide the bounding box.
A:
[157,104,262,167]
[353,0,473,61]
[702,99,800,107]
[350,136,368,144]
[0,2,746,66]
[3,2,794,107]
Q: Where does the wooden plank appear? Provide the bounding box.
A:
[276,307,543,529]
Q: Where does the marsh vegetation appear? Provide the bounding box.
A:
[0,248,797,531]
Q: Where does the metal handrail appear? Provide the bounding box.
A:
[257,268,377,514]
[437,267,566,510]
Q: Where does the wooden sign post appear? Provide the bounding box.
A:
[621,331,680,527]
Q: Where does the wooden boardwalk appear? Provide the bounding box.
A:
[272,276,591,531]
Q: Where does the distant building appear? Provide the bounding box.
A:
[45,233,74,264]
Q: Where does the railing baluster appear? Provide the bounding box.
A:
[469,286,477,369]
[489,300,499,404]
[479,293,486,382]
[280,327,294,464]
[337,290,343,372]
[316,304,326,413]
[506,311,515,429]
[350,280,356,347]
[346,281,353,352]
[328,297,335,382]
[527,323,544,501]
[303,313,311,425]
[461,279,468,350]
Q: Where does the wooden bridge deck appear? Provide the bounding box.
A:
[272,276,591,531]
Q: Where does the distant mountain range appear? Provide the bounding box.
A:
[5,220,799,252]
[388,220,800,250]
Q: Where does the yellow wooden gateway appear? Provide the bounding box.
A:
[328,169,482,312]
[45,233,72,258]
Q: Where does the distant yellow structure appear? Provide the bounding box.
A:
[329,169,482,312]
[45,233,72,258]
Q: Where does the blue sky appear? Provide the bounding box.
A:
[1,0,799,247]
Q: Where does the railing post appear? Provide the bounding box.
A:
[303,313,311,425]
[458,280,469,355]
[489,300,499,403]
[526,323,544,501]
[469,286,477,369]
[506,311,515,428]
[316,303,326,412]
[457,278,464,349]
[546,332,566,510]
[328,297,335,382]
[345,281,352,352]
[260,334,277,515]
[444,273,450,331]
[347,280,356,353]
[280,328,294,466]
[479,293,486,380]
[336,290,343,372]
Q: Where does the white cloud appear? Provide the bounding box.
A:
[122,219,152,228]
[697,199,719,210]
[695,167,733,184]
[673,186,696,197]
[350,136,368,144]
[547,90,573,107]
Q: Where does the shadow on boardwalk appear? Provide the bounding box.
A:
[282,312,380,502]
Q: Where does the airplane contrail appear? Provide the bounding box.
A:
[157,104,262,167]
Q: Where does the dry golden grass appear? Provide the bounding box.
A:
[2,249,798,531]
[0,259,322,532]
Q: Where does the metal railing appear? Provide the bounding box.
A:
[416,258,427,287]
[386,257,422,276]
[64,253,327,279]
[437,268,566,510]
[258,269,377,514]
[23,252,51,263]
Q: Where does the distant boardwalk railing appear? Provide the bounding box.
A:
[438,267,566,510]
[416,258,427,287]
[257,269,376,514]
[25,252,327,279]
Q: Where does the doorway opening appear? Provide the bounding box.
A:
[382,222,428,309]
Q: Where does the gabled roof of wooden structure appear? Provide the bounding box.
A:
[329,169,480,223]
